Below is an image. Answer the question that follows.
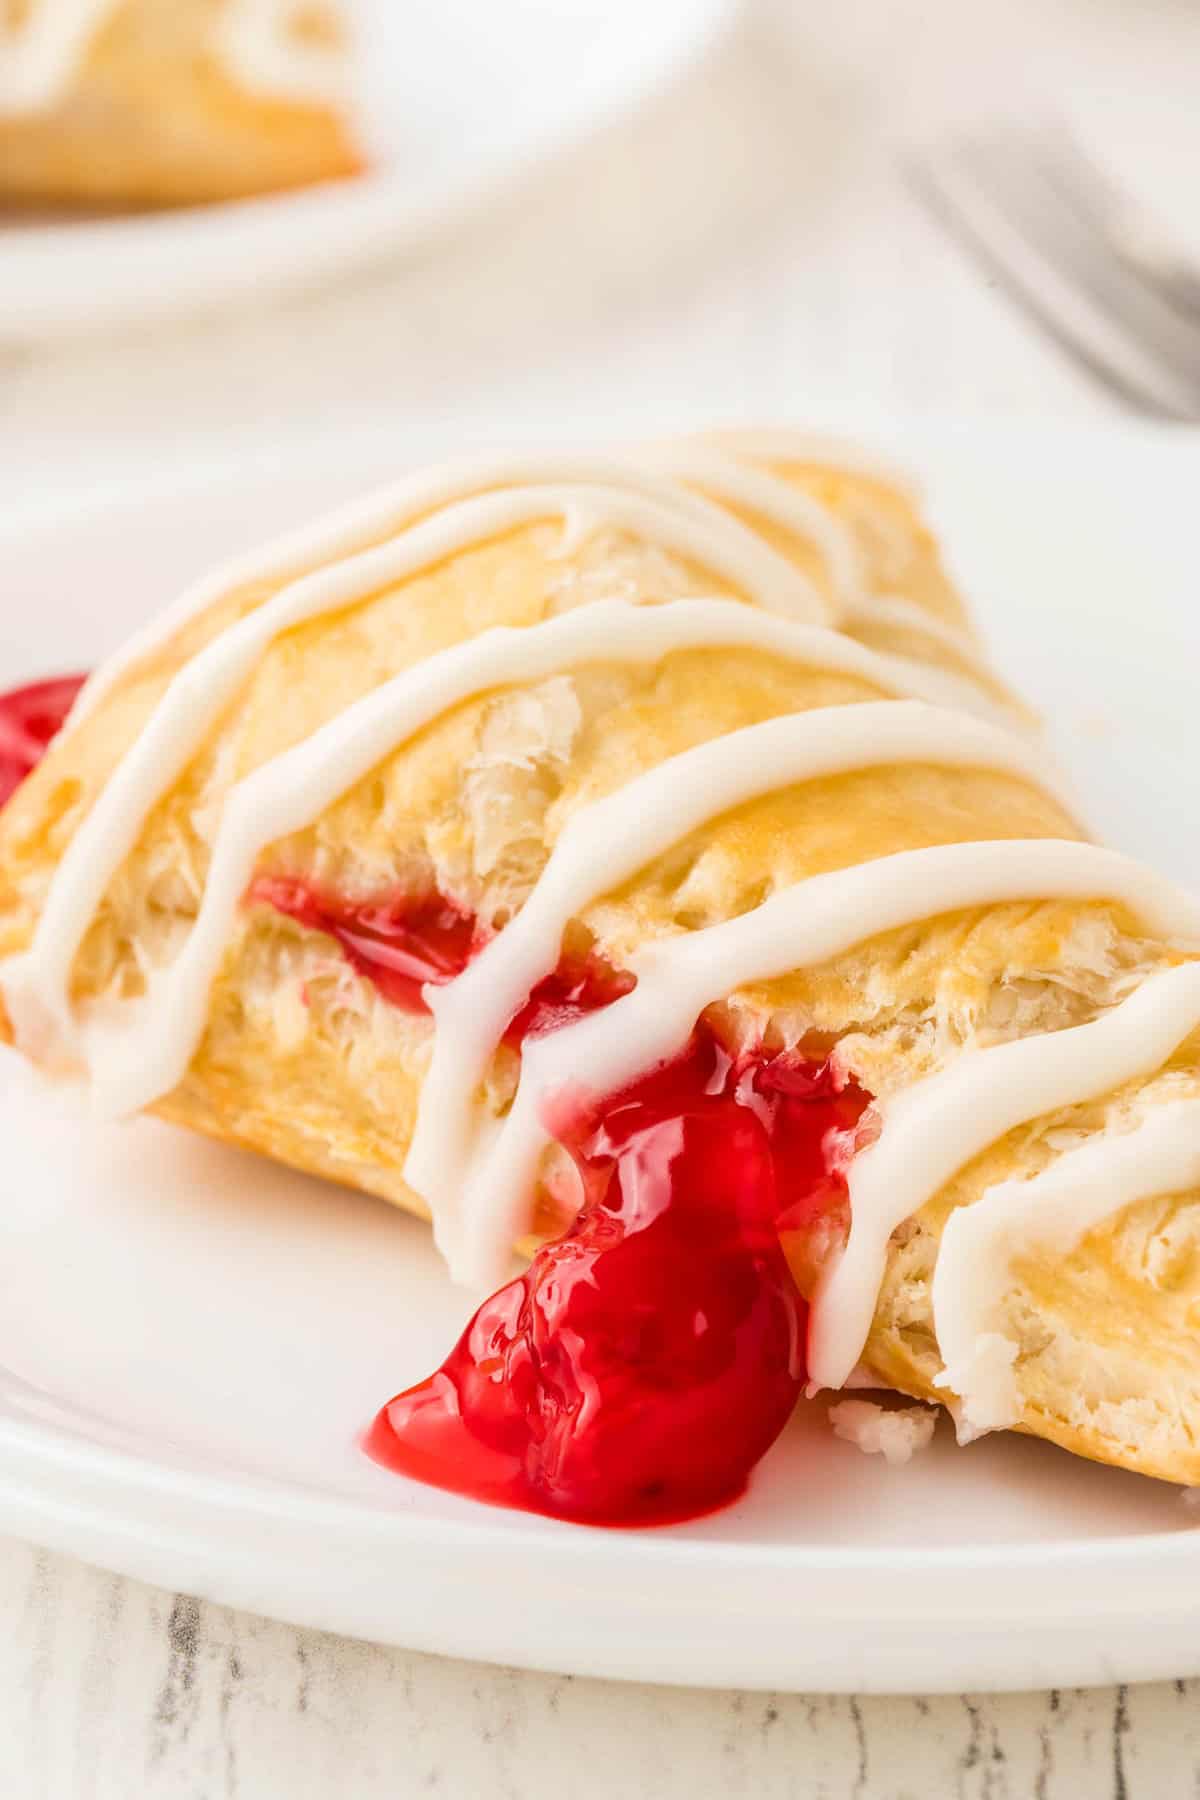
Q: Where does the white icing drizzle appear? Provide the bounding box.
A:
[215,0,347,107]
[638,443,1004,700]
[0,0,348,115]
[809,961,1200,1392]
[71,452,822,727]
[8,436,1200,1405]
[701,429,921,498]
[445,845,1200,1288]
[6,478,822,1059]
[406,701,1072,1267]
[16,604,1006,1109]
[0,0,111,113]
[932,1096,1200,1436]
[841,593,986,665]
[636,444,867,608]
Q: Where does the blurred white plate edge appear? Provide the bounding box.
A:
[0,0,740,340]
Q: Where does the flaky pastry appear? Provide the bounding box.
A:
[2,433,1198,1520]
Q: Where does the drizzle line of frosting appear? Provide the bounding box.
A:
[17,602,1013,1109]
[7,478,822,1054]
[446,844,1200,1288]
[405,700,1074,1268]
[637,443,1008,703]
[636,444,867,609]
[809,961,1200,1392]
[931,1096,1200,1435]
[0,0,346,114]
[699,429,921,498]
[71,454,824,725]
[0,0,111,113]
[215,0,347,107]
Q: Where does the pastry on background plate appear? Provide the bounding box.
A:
[1,433,1198,1526]
[0,0,360,207]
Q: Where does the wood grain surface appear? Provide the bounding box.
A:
[3,1539,1198,1799]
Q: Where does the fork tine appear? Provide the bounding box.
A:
[910,139,1200,420]
[961,131,1200,375]
[1033,123,1200,321]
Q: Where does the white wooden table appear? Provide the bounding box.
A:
[2,1,1198,1792]
[4,1536,1197,1800]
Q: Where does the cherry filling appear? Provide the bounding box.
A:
[367,1030,870,1527]
[0,675,88,806]
[249,876,478,1011]
[248,874,635,1025]
[252,882,872,1527]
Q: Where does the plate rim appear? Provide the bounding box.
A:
[2,1400,1199,1694]
[0,0,741,339]
[3,1399,1200,1583]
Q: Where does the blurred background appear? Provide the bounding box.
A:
[3,0,1199,515]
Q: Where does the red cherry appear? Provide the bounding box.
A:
[0,675,88,806]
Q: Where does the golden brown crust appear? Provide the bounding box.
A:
[2,442,1198,1487]
[855,1046,1200,1486]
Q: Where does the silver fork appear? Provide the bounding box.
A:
[910,121,1200,420]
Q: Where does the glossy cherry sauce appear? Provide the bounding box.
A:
[249,875,634,1026]
[249,875,478,1011]
[250,877,871,1526]
[367,1029,869,1525]
[0,675,88,806]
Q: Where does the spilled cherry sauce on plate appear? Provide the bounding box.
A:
[368,1023,869,1526]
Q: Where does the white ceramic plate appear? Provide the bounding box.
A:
[0,420,1199,1695]
[0,0,738,340]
